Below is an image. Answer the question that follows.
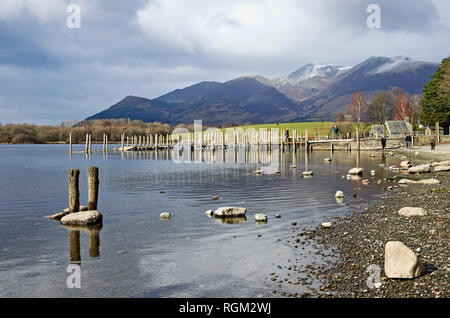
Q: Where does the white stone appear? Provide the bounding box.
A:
[324,158,332,162]
[398,207,427,217]
[416,179,441,185]
[400,160,411,168]
[348,167,364,175]
[214,207,247,218]
[370,170,376,175]
[408,164,431,174]
[302,171,313,176]
[321,222,333,228]
[60,210,103,226]
[335,191,345,198]
[434,165,450,172]
[204,209,213,217]
[160,212,171,219]
[398,179,418,184]
[289,165,297,168]
[254,213,268,222]
[384,241,424,279]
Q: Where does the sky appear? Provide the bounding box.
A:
[0,0,449,125]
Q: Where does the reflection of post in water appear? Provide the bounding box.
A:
[69,230,81,263]
[356,150,361,168]
[88,227,100,257]
[67,224,102,262]
[305,149,309,172]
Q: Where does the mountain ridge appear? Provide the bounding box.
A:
[87,55,440,125]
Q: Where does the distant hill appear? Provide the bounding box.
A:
[89,78,302,125]
[87,56,439,125]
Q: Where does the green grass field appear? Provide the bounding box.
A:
[223,122,335,136]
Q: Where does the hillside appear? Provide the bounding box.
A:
[87,55,440,125]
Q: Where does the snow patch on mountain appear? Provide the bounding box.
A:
[369,56,417,74]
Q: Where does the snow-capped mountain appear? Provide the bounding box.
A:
[87,55,440,125]
[271,63,351,102]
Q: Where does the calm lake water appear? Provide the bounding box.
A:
[0,144,399,297]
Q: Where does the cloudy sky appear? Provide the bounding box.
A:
[0,0,449,124]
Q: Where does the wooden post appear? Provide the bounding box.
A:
[356,126,360,150]
[436,121,440,143]
[102,133,105,152]
[69,133,72,156]
[85,134,88,153]
[305,129,309,152]
[88,134,92,153]
[88,166,99,211]
[105,134,108,153]
[69,169,80,213]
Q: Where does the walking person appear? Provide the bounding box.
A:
[405,133,412,149]
[381,135,386,151]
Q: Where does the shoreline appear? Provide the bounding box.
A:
[294,147,449,298]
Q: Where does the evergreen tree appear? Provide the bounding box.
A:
[421,57,450,133]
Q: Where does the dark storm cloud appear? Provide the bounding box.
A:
[0,0,448,124]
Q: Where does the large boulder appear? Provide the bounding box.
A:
[60,210,103,226]
[434,165,450,172]
[416,179,441,185]
[398,179,417,184]
[214,207,247,218]
[45,206,89,220]
[398,207,427,217]
[408,164,431,174]
[384,241,425,279]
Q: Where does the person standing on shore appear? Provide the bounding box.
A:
[431,139,436,151]
[381,135,386,151]
[285,128,289,142]
[405,133,412,149]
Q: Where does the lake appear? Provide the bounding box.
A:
[0,144,396,297]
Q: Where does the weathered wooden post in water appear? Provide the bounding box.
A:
[69,169,80,213]
[69,133,72,156]
[88,166,99,210]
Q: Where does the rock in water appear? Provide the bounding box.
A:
[302,171,313,176]
[398,207,427,217]
[45,206,89,220]
[60,210,102,226]
[434,165,450,172]
[348,167,364,175]
[160,212,171,219]
[408,164,431,174]
[204,210,213,217]
[214,207,247,218]
[324,158,331,162]
[335,191,345,198]
[212,196,219,200]
[384,241,425,279]
[254,213,268,222]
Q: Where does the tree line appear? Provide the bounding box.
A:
[335,56,449,135]
[0,119,173,144]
